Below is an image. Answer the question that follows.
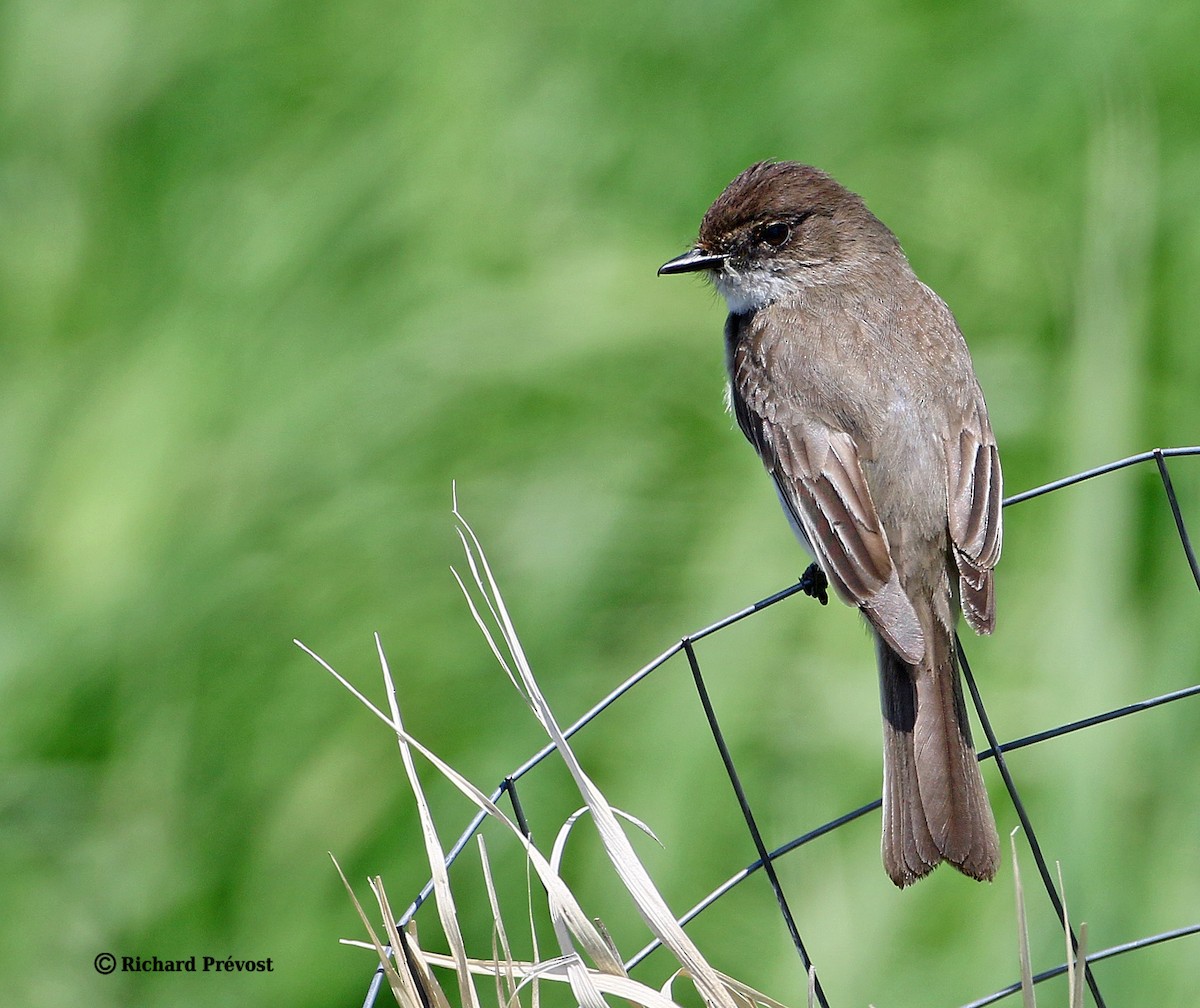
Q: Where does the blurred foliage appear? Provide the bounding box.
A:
[1,0,1198,1005]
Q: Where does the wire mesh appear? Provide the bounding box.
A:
[365,445,1200,1008]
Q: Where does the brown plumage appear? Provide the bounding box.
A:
[660,161,1002,886]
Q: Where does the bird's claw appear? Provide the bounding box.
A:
[799,562,829,605]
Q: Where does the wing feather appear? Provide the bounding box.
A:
[726,311,925,663]
[946,413,1003,634]
[768,423,925,665]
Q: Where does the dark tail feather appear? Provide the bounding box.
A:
[877,632,999,888]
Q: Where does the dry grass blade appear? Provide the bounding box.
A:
[303,636,625,1008]
[451,499,742,1008]
[315,496,799,1008]
[1057,863,1073,1008]
[294,638,393,728]
[550,806,661,876]
[663,967,792,1008]
[1055,863,1086,1008]
[375,884,453,1008]
[1010,830,1036,1008]
[329,854,415,1008]
[338,939,571,985]
[400,926,455,1008]
[477,836,519,1008]
[375,716,622,971]
[369,646,624,1008]
[713,969,796,1008]
[414,949,691,1008]
[524,857,541,1008]
[375,635,482,1008]
[308,631,629,1007]
[1072,923,1087,1008]
[449,483,534,709]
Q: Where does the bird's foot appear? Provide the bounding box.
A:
[799,562,829,606]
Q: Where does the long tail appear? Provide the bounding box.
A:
[876,629,999,887]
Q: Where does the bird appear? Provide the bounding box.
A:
[659,161,1002,887]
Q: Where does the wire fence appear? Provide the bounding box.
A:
[369,445,1200,1008]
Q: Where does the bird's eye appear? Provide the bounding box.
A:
[760,221,790,248]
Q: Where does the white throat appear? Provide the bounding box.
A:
[711,266,801,315]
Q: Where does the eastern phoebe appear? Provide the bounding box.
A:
[660,162,1002,887]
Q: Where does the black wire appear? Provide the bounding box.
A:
[681,638,829,1007]
[502,777,532,838]
[1153,449,1200,591]
[360,963,388,1008]
[1001,445,1200,507]
[978,682,1200,759]
[625,679,1199,970]
[957,637,1106,1007]
[363,447,1200,1008]
[959,922,1200,1007]
[390,580,813,929]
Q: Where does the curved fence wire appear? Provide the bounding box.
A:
[366,445,1200,1008]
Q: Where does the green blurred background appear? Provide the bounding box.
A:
[3,0,1198,1005]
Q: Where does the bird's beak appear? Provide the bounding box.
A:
[658,248,728,276]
